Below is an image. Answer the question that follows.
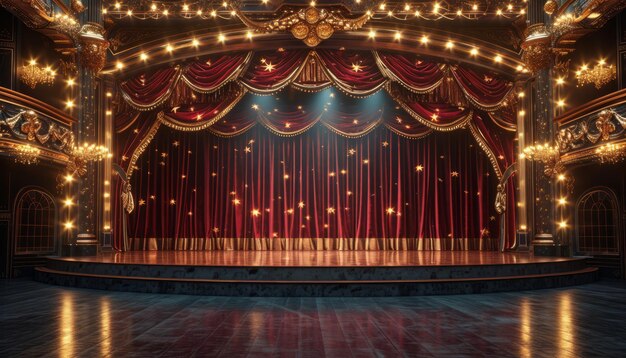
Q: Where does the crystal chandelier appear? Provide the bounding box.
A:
[67,143,112,176]
[19,60,56,89]
[521,143,563,176]
[576,60,617,89]
[72,143,112,162]
[14,144,41,165]
[521,143,560,162]
[595,143,625,164]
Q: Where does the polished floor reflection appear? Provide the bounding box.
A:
[1,280,626,357]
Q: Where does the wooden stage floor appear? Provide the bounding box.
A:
[58,250,573,267]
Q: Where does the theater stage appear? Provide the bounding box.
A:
[35,251,597,297]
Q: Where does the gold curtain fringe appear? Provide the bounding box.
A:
[384,123,433,139]
[449,66,515,111]
[180,52,253,94]
[126,119,163,180]
[468,121,504,180]
[208,122,258,138]
[128,237,499,251]
[256,111,323,137]
[488,112,517,132]
[373,51,448,95]
[121,66,183,111]
[159,90,247,132]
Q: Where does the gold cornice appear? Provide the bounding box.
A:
[556,88,626,126]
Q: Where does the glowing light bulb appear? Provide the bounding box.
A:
[420,35,429,44]
[191,38,200,47]
[183,4,189,11]
[558,197,567,205]
[557,99,566,107]
[218,33,226,43]
[63,221,74,230]
[558,221,567,229]
[445,41,454,49]
[557,174,566,181]
[65,100,75,109]
[494,55,502,63]
[63,198,74,207]
[368,29,376,38]
[66,78,75,87]
[470,47,478,56]
[116,61,124,69]
[394,31,402,40]
[246,31,253,39]
[151,4,157,11]
[140,52,148,61]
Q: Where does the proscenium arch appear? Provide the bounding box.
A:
[104,28,524,77]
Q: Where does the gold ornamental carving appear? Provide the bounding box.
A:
[77,23,110,73]
[521,24,554,73]
[235,6,371,47]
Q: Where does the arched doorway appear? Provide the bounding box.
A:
[576,188,622,277]
[11,188,58,275]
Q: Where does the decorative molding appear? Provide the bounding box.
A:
[556,90,626,163]
[0,87,74,160]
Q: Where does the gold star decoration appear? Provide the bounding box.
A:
[244,146,251,153]
[415,165,424,172]
[431,113,439,122]
[263,62,275,72]
[212,227,220,233]
[161,152,168,158]
[363,159,369,164]
[121,155,128,162]
[327,207,335,214]
[138,199,146,206]
[386,207,395,215]
[149,195,156,200]
[351,63,363,72]
[172,141,179,147]
[251,209,261,217]
[298,201,305,209]
[329,172,336,177]
[169,199,176,205]
[232,198,241,206]
[348,148,356,156]
[382,141,389,147]
[286,208,294,214]
[347,191,353,196]
[490,216,496,221]
[451,171,459,177]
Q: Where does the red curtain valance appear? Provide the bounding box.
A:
[118,49,514,113]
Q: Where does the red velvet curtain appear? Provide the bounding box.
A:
[375,52,445,93]
[123,124,499,250]
[116,50,515,119]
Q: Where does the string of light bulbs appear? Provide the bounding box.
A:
[101,1,528,21]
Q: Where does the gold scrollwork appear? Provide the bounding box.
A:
[235,6,371,47]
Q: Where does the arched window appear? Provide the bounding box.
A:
[14,188,57,255]
[576,188,620,256]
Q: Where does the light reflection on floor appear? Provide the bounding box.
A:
[2,280,625,357]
